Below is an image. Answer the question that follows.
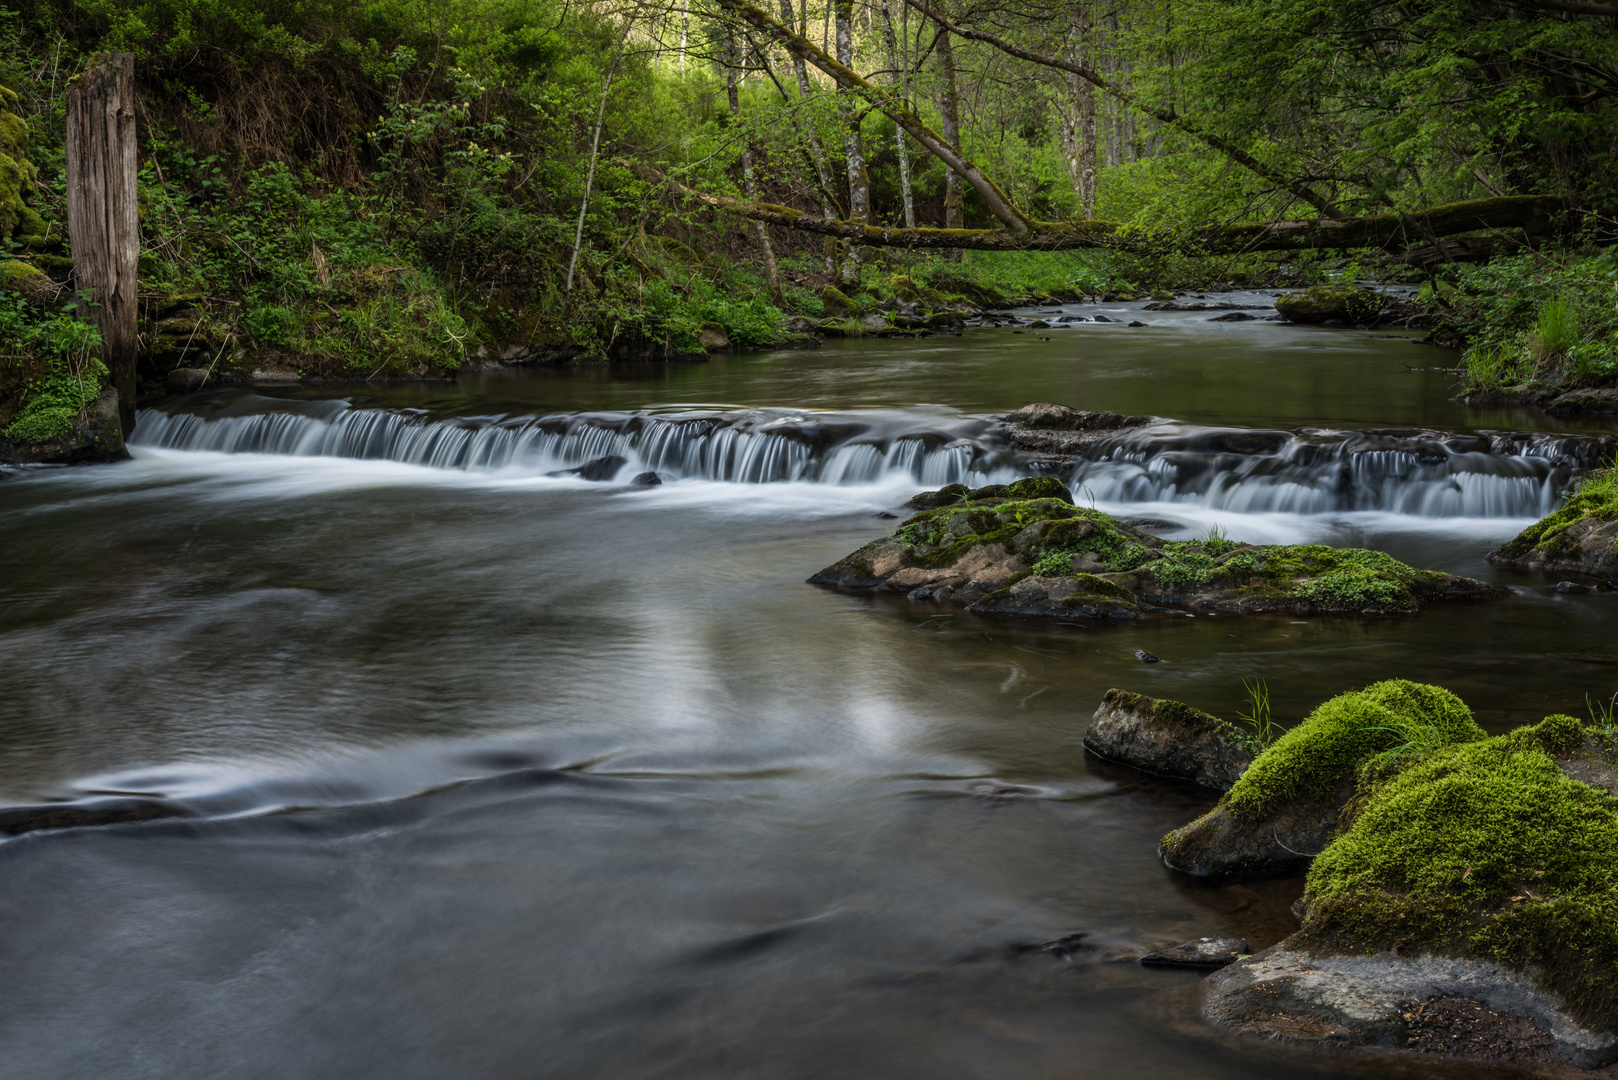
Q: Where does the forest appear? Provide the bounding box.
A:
[0,0,1615,434]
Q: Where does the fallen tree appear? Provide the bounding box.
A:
[649,164,1560,254]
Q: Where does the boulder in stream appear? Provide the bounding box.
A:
[809,484,1505,620]
[1159,680,1484,879]
[1085,689,1255,790]
[1274,285,1385,325]
[1200,711,1618,1069]
[1488,466,1618,581]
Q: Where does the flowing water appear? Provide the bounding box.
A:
[3,297,1616,1079]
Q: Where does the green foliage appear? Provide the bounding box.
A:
[1237,678,1279,748]
[1303,715,1618,1029]
[1221,680,1484,821]
[1454,252,1618,392]
[0,299,105,443]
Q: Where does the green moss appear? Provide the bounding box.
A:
[819,285,859,317]
[1303,714,1618,1029]
[1005,475,1074,503]
[3,349,108,444]
[1498,468,1618,559]
[1221,680,1484,821]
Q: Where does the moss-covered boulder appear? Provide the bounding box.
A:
[0,386,126,464]
[1275,285,1385,325]
[819,285,859,317]
[1085,689,1256,789]
[1489,467,1618,580]
[1205,712,1618,1068]
[1160,681,1484,879]
[810,486,1505,619]
[0,259,55,303]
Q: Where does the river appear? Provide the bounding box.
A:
[1,294,1612,1079]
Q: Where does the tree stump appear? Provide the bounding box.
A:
[65,53,138,436]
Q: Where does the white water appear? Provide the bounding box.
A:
[129,397,1609,522]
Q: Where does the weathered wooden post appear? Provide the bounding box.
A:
[65,53,139,436]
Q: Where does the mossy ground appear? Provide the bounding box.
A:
[1302,712,1618,1031]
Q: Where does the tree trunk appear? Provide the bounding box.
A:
[935,27,964,232]
[777,0,840,277]
[65,52,139,436]
[880,0,916,228]
[728,28,782,300]
[835,0,869,283]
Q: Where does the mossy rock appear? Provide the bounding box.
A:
[1160,681,1484,879]
[819,285,860,317]
[1084,688,1256,789]
[0,259,55,302]
[1275,285,1385,325]
[1489,467,1618,580]
[815,494,1504,623]
[888,275,922,303]
[1230,713,1618,1057]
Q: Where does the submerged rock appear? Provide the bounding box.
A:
[1141,937,1249,969]
[1159,681,1483,879]
[809,485,1504,621]
[0,796,192,836]
[1084,689,1253,789]
[630,471,662,487]
[559,455,627,481]
[1201,711,1618,1068]
[1488,467,1618,581]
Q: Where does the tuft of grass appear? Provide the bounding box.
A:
[1588,691,1618,734]
[1528,295,1580,371]
[1237,678,1279,746]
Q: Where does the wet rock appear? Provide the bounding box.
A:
[1127,319,1146,327]
[1092,314,1114,323]
[1488,470,1618,581]
[1274,285,1385,325]
[1134,649,1161,664]
[1557,580,1590,593]
[1547,387,1618,414]
[630,471,662,487]
[0,796,193,836]
[1084,688,1253,789]
[1004,402,1150,433]
[697,325,730,352]
[1210,312,1257,322]
[0,387,128,465]
[1160,681,1484,879]
[165,367,211,394]
[813,496,1504,626]
[1013,932,1092,960]
[562,455,627,481]
[1141,937,1249,969]
[1206,946,1618,1069]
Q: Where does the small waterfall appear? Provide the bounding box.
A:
[132,394,1612,517]
[1067,424,1614,518]
[130,396,1018,488]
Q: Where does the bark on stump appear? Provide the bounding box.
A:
[65,53,139,437]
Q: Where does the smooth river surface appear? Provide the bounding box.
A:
[3,297,1615,1079]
